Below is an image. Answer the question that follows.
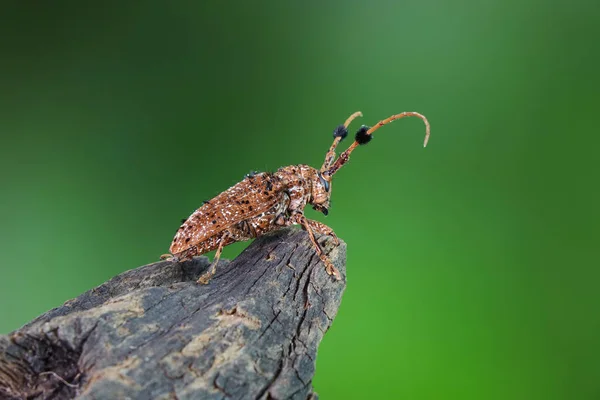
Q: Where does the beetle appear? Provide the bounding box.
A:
[164,111,430,284]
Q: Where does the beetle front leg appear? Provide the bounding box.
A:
[290,213,341,280]
[304,220,340,246]
[197,232,230,284]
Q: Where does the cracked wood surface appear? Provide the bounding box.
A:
[0,227,346,400]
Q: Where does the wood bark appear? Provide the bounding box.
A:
[0,227,346,400]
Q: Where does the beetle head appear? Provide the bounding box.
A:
[310,170,331,215]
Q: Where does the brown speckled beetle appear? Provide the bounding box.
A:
[164,111,430,284]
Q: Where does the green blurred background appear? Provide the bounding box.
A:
[1,1,598,398]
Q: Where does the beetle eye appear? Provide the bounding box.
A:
[318,172,330,192]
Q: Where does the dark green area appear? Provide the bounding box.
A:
[0,2,598,399]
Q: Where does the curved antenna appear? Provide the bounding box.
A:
[344,111,363,128]
[368,112,430,147]
[321,111,363,171]
[326,111,430,176]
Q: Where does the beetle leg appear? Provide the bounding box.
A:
[197,231,230,284]
[291,213,341,280]
[304,220,340,246]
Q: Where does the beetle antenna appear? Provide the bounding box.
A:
[321,111,362,171]
[325,111,430,176]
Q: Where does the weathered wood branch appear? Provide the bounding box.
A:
[0,227,346,400]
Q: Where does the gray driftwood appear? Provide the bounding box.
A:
[0,227,346,400]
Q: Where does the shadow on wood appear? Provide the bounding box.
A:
[0,227,347,400]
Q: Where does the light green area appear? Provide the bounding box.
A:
[0,2,598,399]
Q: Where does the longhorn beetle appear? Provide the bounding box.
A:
[164,111,430,284]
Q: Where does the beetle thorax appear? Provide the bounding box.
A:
[274,164,330,216]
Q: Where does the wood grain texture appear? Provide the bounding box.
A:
[0,227,346,400]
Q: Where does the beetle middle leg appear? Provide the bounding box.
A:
[290,213,341,280]
[197,231,230,284]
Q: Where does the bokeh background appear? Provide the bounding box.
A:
[1,1,598,399]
